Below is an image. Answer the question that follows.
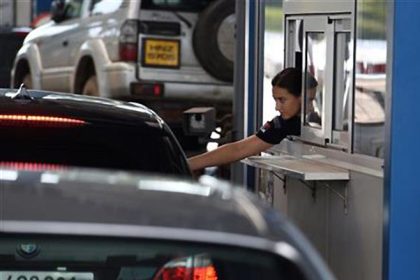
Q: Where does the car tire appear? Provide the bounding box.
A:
[22,73,32,89]
[82,75,99,96]
[193,0,235,82]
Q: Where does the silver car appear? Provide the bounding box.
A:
[11,0,235,147]
[0,167,334,280]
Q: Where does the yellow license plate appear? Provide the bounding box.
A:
[142,39,180,68]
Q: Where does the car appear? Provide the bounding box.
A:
[11,0,235,149]
[0,166,335,280]
[0,86,190,176]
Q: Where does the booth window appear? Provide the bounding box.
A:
[277,9,386,159]
[285,15,353,150]
[298,16,331,146]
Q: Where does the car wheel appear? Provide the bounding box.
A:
[82,75,99,96]
[193,0,235,82]
[22,73,32,89]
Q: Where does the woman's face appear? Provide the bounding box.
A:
[272,86,301,120]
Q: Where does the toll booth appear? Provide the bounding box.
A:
[235,1,420,279]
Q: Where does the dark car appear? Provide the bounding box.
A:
[0,86,190,176]
[0,167,335,280]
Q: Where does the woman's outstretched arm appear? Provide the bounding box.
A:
[188,135,272,171]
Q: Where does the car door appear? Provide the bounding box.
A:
[38,0,88,92]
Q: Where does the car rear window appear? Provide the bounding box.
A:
[0,234,308,280]
[0,124,190,175]
[141,0,211,12]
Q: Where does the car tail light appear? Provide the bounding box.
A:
[131,83,164,97]
[153,255,218,280]
[0,115,86,127]
[0,162,66,171]
[156,265,217,280]
[193,266,218,280]
[119,43,138,61]
[153,84,162,96]
[119,20,139,62]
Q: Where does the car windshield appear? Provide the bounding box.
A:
[0,234,307,280]
[0,125,189,175]
[141,0,211,12]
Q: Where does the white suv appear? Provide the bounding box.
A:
[12,0,234,146]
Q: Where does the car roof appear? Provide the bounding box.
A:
[0,167,302,242]
[1,169,266,236]
[0,88,163,128]
[0,168,334,280]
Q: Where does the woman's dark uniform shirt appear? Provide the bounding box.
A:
[256,115,300,144]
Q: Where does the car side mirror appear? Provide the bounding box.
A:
[50,0,67,23]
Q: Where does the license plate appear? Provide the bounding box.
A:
[142,38,180,68]
[0,271,93,280]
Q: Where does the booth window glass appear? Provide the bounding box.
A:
[354,0,387,158]
[333,32,351,132]
[304,32,325,130]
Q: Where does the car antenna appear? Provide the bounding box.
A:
[10,83,34,100]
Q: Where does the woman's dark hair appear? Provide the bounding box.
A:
[271,67,318,97]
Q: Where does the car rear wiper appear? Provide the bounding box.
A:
[9,83,34,101]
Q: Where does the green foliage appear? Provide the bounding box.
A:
[357,0,387,39]
[265,5,283,32]
[264,1,387,39]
